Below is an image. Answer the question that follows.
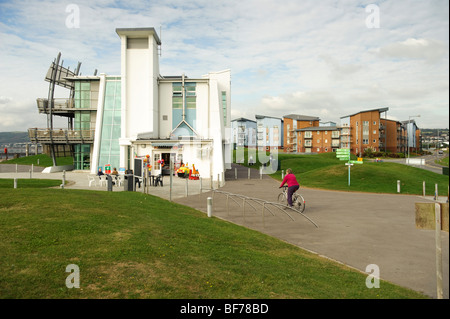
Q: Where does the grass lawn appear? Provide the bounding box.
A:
[0,188,427,299]
[0,178,63,189]
[235,150,449,196]
[0,154,73,167]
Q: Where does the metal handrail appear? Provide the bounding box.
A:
[210,189,319,228]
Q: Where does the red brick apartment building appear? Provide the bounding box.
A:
[283,114,320,152]
[340,107,389,157]
[266,108,419,156]
[296,126,341,153]
[380,118,407,154]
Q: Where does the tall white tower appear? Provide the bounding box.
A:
[116,28,161,168]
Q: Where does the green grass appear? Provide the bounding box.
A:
[0,188,426,299]
[234,150,449,196]
[0,154,73,167]
[0,178,63,189]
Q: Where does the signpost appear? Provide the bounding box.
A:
[336,149,361,186]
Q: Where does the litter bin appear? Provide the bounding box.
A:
[443,167,449,176]
[124,174,134,191]
[106,175,113,192]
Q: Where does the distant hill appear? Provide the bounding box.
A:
[0,132,30,145]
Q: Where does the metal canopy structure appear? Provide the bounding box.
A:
[45,52,81,166]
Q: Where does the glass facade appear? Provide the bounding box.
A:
[98,77,121,170]
[221,91,227,126]
[74,144,91,170]
[172,82,196,136]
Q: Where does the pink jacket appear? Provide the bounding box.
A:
[280,173,299,187]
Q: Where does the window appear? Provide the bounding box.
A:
[186,83,196,109]
[363,139,369,144]
[74,111,91,130]
[172,83,182,109]
[154,153,161,170]
[98,78,121,170]
[74,81,91,108]
[74,144,91,170]
[221,91,227,126]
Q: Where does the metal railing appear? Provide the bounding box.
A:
[28,128,95,144]
[36,98,75,113]
[208,189,319,228]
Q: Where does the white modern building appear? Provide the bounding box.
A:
[30,27,231,180]
[255,114,283,150]
[231,118,257,148]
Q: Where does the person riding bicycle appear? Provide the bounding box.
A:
[279,168,299,207]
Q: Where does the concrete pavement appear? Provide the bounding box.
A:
[1,163,448,299]
[175,164,449,299]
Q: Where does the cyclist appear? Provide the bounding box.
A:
[279,168,299,207]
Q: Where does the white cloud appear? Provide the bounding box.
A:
[377,38,447,63]
[0,0,448,131]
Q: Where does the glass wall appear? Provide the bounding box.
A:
[98,77,121,170]
[74,144,91,170]
[172,82,196,134]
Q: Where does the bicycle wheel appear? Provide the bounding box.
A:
[293,194,306,213]
[277,192,286,204]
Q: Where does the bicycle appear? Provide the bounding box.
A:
[278,185,306,213]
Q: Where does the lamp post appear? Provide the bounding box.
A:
[407,115,420,161]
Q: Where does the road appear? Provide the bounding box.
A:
[368,149,448,174]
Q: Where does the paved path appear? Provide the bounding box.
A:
[1,163,448,298]
[175,164,449,299]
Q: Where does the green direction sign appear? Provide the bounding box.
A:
[336,149,350,155]
[336,149,350,161]
[349,160,363,164]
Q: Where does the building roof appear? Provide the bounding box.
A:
[340,107,389,119]
[283,114,320,121]
[116,27,161,45]
[231,117,256,123]
[296,126,340,132]
[255,114,283,120]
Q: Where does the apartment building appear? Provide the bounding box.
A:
[380,118,407,154]
[255,115,283,150]
[296,126,341,153]
[29,27,231,179]
[283,114,320,152]
[231,118,257,148]
[402,119,422,153]
[340,107,389,156]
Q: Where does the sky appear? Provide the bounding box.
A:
[0,0,448,132]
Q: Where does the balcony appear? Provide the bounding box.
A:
[28,128,95,144]
[37,98,75,117]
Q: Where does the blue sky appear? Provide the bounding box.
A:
[0,0,448,131]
